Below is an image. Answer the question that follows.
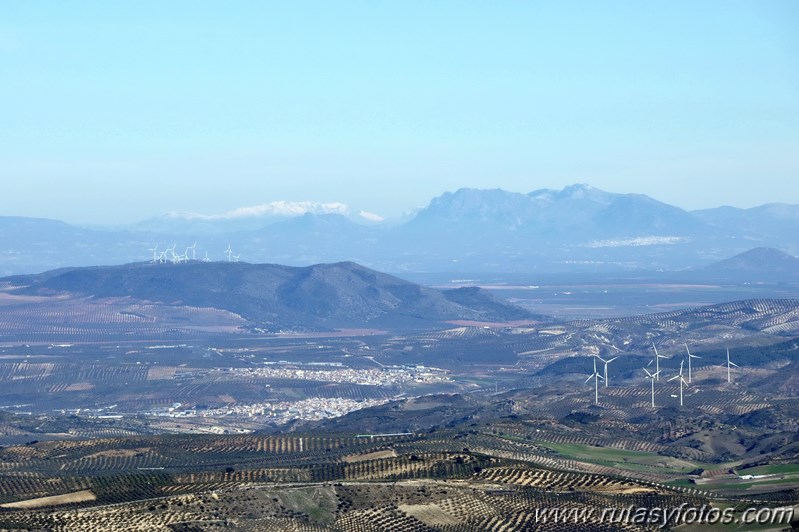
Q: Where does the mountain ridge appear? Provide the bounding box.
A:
[4,185,799,275]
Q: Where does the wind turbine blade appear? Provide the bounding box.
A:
[668,374,679,382]
[606,357,618,364]
[729,361,740,368]
[585,374,595,384]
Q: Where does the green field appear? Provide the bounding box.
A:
[699,476,799,492]
[536,441,701,475]
[735,463,799,476]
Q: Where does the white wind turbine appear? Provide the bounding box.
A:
[232,254,241,263]
[202,250,210,262]
[595,355,618,387]
[684,343,700,384]
[189,243,197,260]
[225,244,233,262]
[668,360,688,406]
[651,343,669,381]
[585,358,604,405]
[173,246,187,263]
[643,367,661,408]
[148,244,159,262]
[725,348,739,384]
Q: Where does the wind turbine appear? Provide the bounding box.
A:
[595,355,618,387]
[643,367,661,408]
[225,244,233,262]
[189,243,197,260]
[233,254,240,262]
[684,343,700,384]
[172,246,187,263]
[202,250,210,262]
[585,358,604,405]
[668,360,688,406]
[652,343,669,381]
[148,244,159,262]
[725,348,739,384]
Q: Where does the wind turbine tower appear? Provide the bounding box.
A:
[585,358,604,405]
[646,342,669,381]
[684,343,700,384]
[652,343,668,381]
[668,360,688,406]
[643,367,661,408]
[726,348,739,384]
[596,355,618,387]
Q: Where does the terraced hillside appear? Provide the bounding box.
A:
[0,431,727,531]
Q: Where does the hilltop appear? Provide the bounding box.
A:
[698,247,799,281]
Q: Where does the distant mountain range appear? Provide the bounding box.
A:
[3,184,799,276]
[3,261,535,331]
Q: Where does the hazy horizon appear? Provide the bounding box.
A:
[7,182,799,228]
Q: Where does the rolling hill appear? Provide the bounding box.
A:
[3,261,537,331]
[704,246,799,274]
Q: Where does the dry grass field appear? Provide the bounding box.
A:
[0,489,96,509]
[342,449,398,463]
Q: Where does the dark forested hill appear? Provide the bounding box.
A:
[5,261,536,330]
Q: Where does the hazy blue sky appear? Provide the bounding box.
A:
[1,1,797,224]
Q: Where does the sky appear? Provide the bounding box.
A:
[1,1,797,224]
